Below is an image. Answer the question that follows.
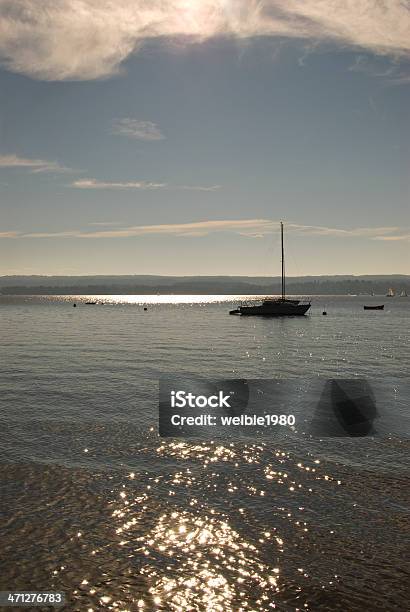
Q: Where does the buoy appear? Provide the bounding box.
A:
[322,311,327,315]
[73,303,77,307]
[144,307,148,311]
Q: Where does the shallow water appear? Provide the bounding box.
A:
[0,295,409,611]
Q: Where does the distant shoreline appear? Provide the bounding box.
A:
[1,274,409,296]
[0,292,396,296]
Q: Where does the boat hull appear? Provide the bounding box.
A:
[363,305,384,310]
[230,302,311,316]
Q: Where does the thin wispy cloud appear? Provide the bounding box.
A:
[0,1,409,81]
[111,118,165,141]
[348,55,395,77]
[373,234,410,241]
[0,230,20,238]
[287,223,405,239]
[71,178,167,190]
[87,221,122,227]
[178,185,221,192]
[70,178,220,191]
[0,154,73,173]
[3,220,409,241]
[347,54,410,83]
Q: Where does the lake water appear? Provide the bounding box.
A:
[0,295,409,611]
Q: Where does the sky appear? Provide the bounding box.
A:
[0,0,409,276]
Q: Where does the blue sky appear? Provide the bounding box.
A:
[0,1,409,276]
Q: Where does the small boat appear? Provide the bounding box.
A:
[386,288,395,297]
[400,290,408,297]
[85,301,97,305]
[363,304,384,310]
[229,222,311,316]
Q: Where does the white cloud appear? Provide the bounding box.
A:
[0,1,409,81]
[0,153,72,173]
[70,178,220,191]
[111,118,165,141]
[2,219,408,241]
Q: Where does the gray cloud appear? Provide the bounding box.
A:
[111,118,165,141]
[0,153,73,173]
[0,1,409,81]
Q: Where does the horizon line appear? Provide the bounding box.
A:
[1,273,409,279]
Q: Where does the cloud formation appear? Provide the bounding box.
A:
[0,230,20,238]
[373,233,410,241]
[72,178,166,190]
[3,219,409,241]
[71,178,220,191]
[0,153,72,173]
[0,1,409,81]
[111,118,165,141]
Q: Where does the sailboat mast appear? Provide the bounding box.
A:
[281,221,285,300]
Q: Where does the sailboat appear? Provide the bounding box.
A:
[386,288,395,297]
[400,289,408,297]
[229,222,311,316]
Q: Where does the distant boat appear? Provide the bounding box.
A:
[85,301,97,305]
[364,305,384,310]
[229,222,311,316]
[400,289,408,297]
[386,288,395,297]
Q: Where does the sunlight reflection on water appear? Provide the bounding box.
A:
[54,294,263,305]
[0,296,409,610]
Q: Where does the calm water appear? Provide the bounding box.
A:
[0,295,409,611]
